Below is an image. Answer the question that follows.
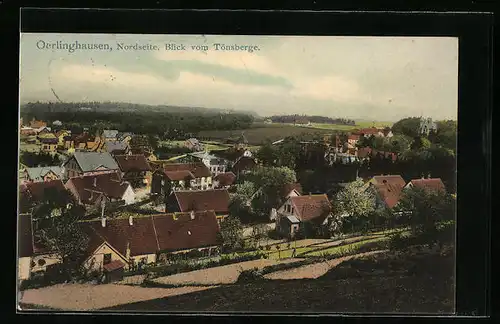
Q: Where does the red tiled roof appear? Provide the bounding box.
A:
[160,163,211,178]
[30,120,46,128]
[214,172,236,186]
[21,180,66,202]
[164,170,195,181]
[232,156,256,173]
[290,194,332,223]
[66,172,130,205]
[171,189,230,214]
[409,178,446,192]
[348,134,360,141]
[103,260,125,272]
[114,154,151,173]
[371,175,406,208]
[153,211,220,252]
[83,210,220,256]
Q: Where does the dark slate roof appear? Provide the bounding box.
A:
[69,151,119,172]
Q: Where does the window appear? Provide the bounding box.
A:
[103,253,112,265]
[37,259,46,267]
[291,207,294,214]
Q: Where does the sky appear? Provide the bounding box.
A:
[19,33,458,121]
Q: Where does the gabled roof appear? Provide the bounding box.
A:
[103,260,126,272]
[280,182,303,199]
[39,137,58,144]
[158,162,211,178]
[407,178,446,192]
[25,166,63,182]
[214,172,237,186]
[105,140,129,154]
[83,210,220,256]
[289,194,332,223]
[66,172,131,205]
[153,211,220,252]
[68,151,119,172]
[370,175,406,208]
[20,179,66,202]
[171,189,230,214]
[114,154,151,173]
[164,170,195,181]
[232,156,257,172]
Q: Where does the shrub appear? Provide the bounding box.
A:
[237,267,264,282]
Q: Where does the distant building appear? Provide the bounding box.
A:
[52,120,63,127]
[62,151,120,179]
[419,117,437,136]
[185,138,204,151]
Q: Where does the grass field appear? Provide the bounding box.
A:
[19,143,40,152]
[198,125,333,146]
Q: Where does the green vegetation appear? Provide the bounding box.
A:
[304,236,388,257]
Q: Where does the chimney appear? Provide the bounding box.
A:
[129,216,133,226]
[101,217,106,227]
[190,210,195,220]
[93,177,97,187]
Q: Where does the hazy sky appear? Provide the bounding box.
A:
[20,33,458,121]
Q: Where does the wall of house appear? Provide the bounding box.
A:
[31,253,61,273]
[43,172,59,182]
[18,257,31,280]
[83,243,129,272]
[64,180,81,204]
[122,185,136,205]
[65,158,82,178]
[131,253,156,265]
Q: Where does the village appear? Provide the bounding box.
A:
[17,113,456,311]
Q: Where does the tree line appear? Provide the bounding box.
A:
[20,110,254,139]
[269,115,356,125]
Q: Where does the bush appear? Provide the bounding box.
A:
[237,267,264,282]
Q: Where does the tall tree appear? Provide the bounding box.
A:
[392,117,421,138]
[217,216,244,252]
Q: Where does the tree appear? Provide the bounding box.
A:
[34,190,89,279]
[251,223,270,247]
[228,181,256,223]
[217,216,244,252]
[331,178,377,233]
[411,136,431,151]
[394,187,455,236]
[392,117,421,138]
[388,134,412,153]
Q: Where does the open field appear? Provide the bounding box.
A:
[19,143,40,152]
[198,125,333,145]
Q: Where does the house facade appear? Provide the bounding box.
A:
[62,151,120,180]
[188,151,229,176]
[275,194,332,238]
[39,137,58,152]
[65,172,135,208]
[24,166,63,182]
[404,178,446,193]
[166,189,230,224]
[114,154,152,188]
[150,162,213,195]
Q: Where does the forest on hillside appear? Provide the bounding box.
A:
[269,115,356,125]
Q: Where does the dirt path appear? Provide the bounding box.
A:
[263,250,388,280]
[19,283,218,311]
[153,258,303,286]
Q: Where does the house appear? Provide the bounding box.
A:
[55,130,71,147]
[65,171,135,208]
[18,213,61,281]
[347,134,361,146]
[20,127,37,136]
[130,148,157,162]
[212,148,253,162]
[29,119,47,129]
[117,132,134,143]
[151,162,213,195]
[102,130,119,141]
[405,178,446,193]
[104,140,130,156]
[188,151,230,176]
[382,127,393,138]
[357,147,373,160]
[35,126,52,135]
[39,137,58,152]
[24,166,63,182]
[185,138,204,151]
[80,210,220,275]
[166,189,230,224]
[232,156,257,177]
[62,151,120,179]
[365,175,407,209]
[354,127,384,138]
[275,194,332,238]
[114,154,152,188]
[213,172,237,189]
